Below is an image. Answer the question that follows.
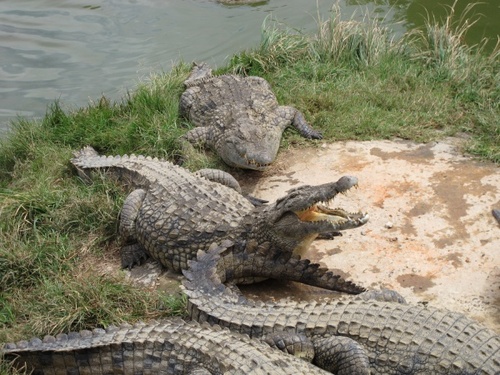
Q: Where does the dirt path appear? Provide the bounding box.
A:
[235,138,500,331]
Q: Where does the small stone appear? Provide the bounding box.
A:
[385,221,393,229]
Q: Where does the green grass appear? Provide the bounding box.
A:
[229,8,499,159]
[0,4,498,364]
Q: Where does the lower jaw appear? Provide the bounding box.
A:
[231,159,271,171]
[241,164,269,171]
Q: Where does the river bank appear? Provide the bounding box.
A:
[1,8,499,368]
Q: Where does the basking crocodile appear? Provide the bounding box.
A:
[179,62,322,170]
[71,146,368,294]
[182,241,500,375]
[1,319,330,374]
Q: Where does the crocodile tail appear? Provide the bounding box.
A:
[71,146,120,182]
[2,321,178,373]
[182,240,365,296]
[71,146,167,168]
[71,146,130,170]
[70,146,161,188]
[183,240,235,294]
[182,241,249,307]
[273,254,366,295]
[72,145,99,159]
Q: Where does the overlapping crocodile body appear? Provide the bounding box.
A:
[183,242,500,375]
[1,319,330,374]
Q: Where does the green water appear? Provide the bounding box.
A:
[405,0,499,50]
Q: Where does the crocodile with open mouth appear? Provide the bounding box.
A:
[71,146,368,294]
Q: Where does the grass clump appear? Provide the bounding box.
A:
[0,3,498,360]
[404,2,500,160]
[311,5,398,68]
[0,63,191,185]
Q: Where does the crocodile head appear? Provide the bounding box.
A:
[251,175,369,258]
[216,120,282,171]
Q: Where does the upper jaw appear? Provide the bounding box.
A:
[275,175,369,230]
[275,176,361,212]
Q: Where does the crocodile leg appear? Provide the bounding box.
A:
[276,106,323,139]
[119,189,146,241]
[195,169,268,206]
[313,336,371,375]
[196,168,243,193]
[121,243,149,269]
[181,126,231,172]
[262,331,371,375]
[178,127,214,167]
[263,332,315,361]
[292,110,322,139]
[184,126,214,146]
[119,189,150,269]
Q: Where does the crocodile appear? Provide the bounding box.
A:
[182,241,500,375]
[1,319,330,375]
[493,209,500,225]
[71,146,368,294]
[179,62,322,170]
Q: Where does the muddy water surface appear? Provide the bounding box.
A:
[1,0,498,132]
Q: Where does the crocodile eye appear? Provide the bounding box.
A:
[222,137,246,158]
[225,136,237,145]
[235,143,246,155]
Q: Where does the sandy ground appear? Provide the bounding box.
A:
[127,138,500,332]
